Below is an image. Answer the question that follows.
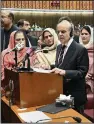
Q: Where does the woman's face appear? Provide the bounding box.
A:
[81,29,91,45]
[15,32,26,47]
[43,31,54,46]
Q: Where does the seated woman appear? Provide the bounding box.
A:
[80,25,94,93]
[1,29,33,82]
[31,28,60,69]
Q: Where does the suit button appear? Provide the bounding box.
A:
[66,91,69,94]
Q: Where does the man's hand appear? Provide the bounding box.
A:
[50,68,66,76]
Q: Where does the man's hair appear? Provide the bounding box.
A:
[57,16,74,37]
[8,12,14,22]
[17,19,26,27]
[58,16,72,24]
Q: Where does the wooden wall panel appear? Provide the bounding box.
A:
[43,1,47,9]
[90,1,93,10]
[79,1,83,10]
[28,1,33,9]
[86,1,90,10]
[66,1,70,10]
[17,1,22,8]
[39,1,43,9]
[36,1,40,9]
[76,1,80,10]
[1,1,93,10]
[83,1,87,10]
[69,1,73,10]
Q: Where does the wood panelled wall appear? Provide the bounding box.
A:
[1,1,93,10]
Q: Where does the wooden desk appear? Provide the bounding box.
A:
[1,96,91,123]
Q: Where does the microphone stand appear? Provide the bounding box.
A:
[36,116,82,123]
[27,57,30,71]
[14,49,17,67]
[9,80,14,107]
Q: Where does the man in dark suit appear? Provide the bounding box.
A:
[1,11,18,51]
[17,19,38,47]
[51,17,89,114]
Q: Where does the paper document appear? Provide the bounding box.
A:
[18,111,51,123]
[31,67,50,73]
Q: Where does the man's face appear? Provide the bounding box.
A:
[1,11,12,27]
[57,21,71,44]
[23,21,31,31]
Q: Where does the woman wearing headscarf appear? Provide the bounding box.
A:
[80,25,94,93]
[1,29,34,81]
[31,28,60,69]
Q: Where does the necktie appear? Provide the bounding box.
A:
[58,45,66,67]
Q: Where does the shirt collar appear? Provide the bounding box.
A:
[62,37,73,48]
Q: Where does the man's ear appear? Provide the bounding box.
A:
[9,16,12,22]
[19,25,23,28]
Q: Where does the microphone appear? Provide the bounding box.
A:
[36,116,82,123]
[9,80,14,106]
[17,46,38,70]
[7,42,24,53]
[21,47,37,64]
[72,116,82,123]
[50,64,55,69]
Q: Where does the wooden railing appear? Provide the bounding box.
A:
[1,1,93,10]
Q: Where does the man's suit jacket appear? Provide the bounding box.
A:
[27,35,38,47]
[55,41,89,107]
[1,25,18,52]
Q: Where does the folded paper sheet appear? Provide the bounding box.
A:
[31,67,50,73]
[18,111,51,123]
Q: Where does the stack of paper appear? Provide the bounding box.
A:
[18,111,51,123]
[31,67,50,73]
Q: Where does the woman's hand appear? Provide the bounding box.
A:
[39,64,50,70]
[86,73,94,80]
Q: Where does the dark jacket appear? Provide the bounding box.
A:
[55,41,89,107]
[22,30,38,47]
[27,34,38,47]
[1,25,18,51]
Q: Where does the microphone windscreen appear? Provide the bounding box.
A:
[50,64,55,69]
[16,42,24,51]
[43,50,48,53]
[72,117,82,123]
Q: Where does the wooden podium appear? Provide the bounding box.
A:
[4,69,63,108]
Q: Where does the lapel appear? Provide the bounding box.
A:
[62,41,76,68]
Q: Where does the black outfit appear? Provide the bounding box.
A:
[23,30,38,47]
[55,41,89,113]
[1,25,18,52]
[73,35,79,43]
[27,34,38,47]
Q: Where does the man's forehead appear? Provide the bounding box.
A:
[24,21,30,24]
[58,20,71,27]
[57,21,72,31]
